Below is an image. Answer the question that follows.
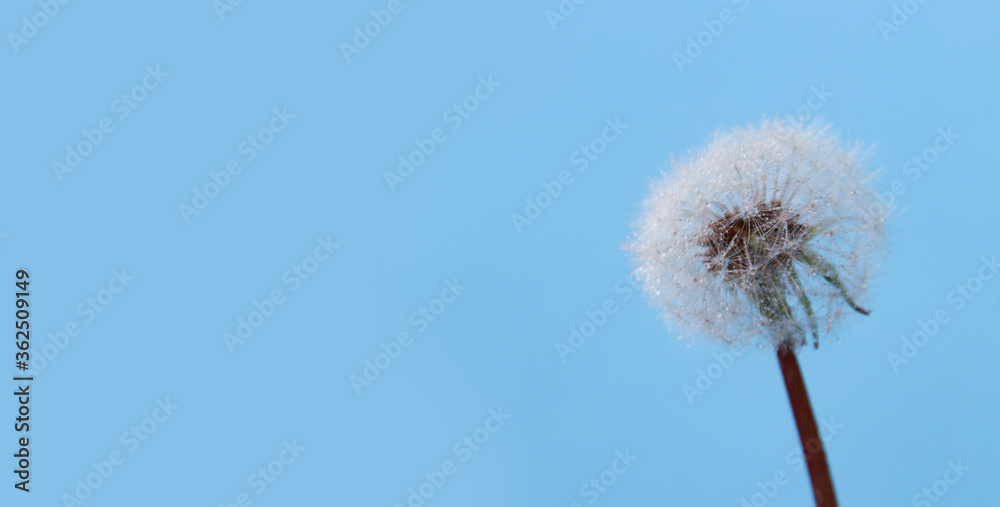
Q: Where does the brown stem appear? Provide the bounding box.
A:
[776,344,838,507]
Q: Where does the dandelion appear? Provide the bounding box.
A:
[628,119,886,507]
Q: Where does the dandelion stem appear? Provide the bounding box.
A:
[776,343,838,507]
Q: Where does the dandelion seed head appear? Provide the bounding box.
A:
[627,119,886,349]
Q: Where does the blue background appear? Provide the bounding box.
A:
[2,0,998,505]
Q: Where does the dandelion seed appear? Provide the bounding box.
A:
[627,118,885,349]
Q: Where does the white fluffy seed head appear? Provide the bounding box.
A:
[627,119,887,349]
